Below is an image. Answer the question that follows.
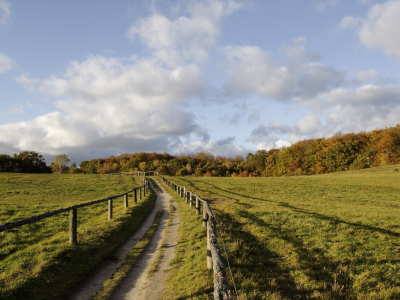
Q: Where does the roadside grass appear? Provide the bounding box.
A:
[92,209,163,300]
[155,178,214,299]
[164,164,400,299]
[147,201,174,278]
[0,173,155,300]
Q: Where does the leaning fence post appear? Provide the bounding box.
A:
[108,199,113,220]
[69,208,77,244]
[196,195,200,214]
[203,200,208,228]
[124,193,128,208]
[207,219,213,269]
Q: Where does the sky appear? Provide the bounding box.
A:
[1,0,400,165]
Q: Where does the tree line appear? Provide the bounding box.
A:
[78,125,400,177]
[1,125,400,176]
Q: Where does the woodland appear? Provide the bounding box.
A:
[1,125,400,177]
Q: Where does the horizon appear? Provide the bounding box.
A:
[1,0,400,164]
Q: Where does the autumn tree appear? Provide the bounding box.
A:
[52,154,70,174]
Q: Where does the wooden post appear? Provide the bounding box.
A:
[134,188,137,203]
[190,192,193,207]
[207,220,213,269]
[108,199,113,220]
[124,194,128,208]
[196,195,200,214]
[139,187,142,200]
[69,208,77,244]
[203,200,208,228]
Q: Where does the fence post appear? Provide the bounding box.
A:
[134,188,137,203]
[190,192,193,207]
[203,200,208,228]
[196,195,200,214]
[207,219,213,269]
[139,187,142,200]
[69,208,77,244]
[108,199,113,220]
[124,194,128,208]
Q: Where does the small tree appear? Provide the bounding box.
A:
[52,154,70,174]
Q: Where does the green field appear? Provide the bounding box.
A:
[160,164,400,299]
[0,173,155,300]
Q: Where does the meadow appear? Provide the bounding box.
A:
[0,173,156,300]
[159,164,400,299]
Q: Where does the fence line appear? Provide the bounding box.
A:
[0,175,149,245]
[151,172,231,300]
[1,171,231,300]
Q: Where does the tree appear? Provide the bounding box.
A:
[13,151,51,173]
[52,154,70,174]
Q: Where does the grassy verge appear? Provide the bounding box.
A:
[147,200,174,278]
[165,164,400,299]
[92,209,163,300]
[156,178,214,299]
[0,173,155,300]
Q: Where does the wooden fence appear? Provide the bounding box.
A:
[0,171,231,300]
[0,175,149,244]
[152,172,232,300]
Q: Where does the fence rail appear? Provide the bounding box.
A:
[151,172,231,300]
[0,171,231,300]
[0,175,149,244]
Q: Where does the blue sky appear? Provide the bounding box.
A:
[1,0,400,164]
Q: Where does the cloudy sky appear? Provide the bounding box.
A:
[1,0,400,164]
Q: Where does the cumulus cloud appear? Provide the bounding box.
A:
[223,39,345,102]
[0,53,14,74]
[340,1,400,58]
[358,0,400,58]
[5,54,207,161]
[127,0,242,63]
[0,0,10,25]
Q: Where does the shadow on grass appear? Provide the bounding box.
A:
[237,210,353,299]
[278,202,400,238]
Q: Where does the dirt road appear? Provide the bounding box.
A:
[68,178,179,300]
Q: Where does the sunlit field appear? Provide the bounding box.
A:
[0,173,155,300]
[162,164,400,299]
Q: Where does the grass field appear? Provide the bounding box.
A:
[160,164,400,299]
[0,173,155,300]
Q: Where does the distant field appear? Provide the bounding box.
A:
[0,173,155,300]
[164,164,400,299]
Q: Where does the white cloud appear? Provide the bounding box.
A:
[312,0,339,12]
[353,69,379,83]
[335,15,361,31]
[358,0,400,58]
[0,0,10,25]
[256,140,291,151]
[127,0,242,63]
[281,37,321,61]
[15,73,41,91]
[0,53,14,74]
[297,113,322,135]
[5,55,207,160]
[223,41,344,102]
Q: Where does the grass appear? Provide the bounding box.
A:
[155,178,214,300]
[92,209,163,300]
[0,173,155,300]
[158,164,400,299]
